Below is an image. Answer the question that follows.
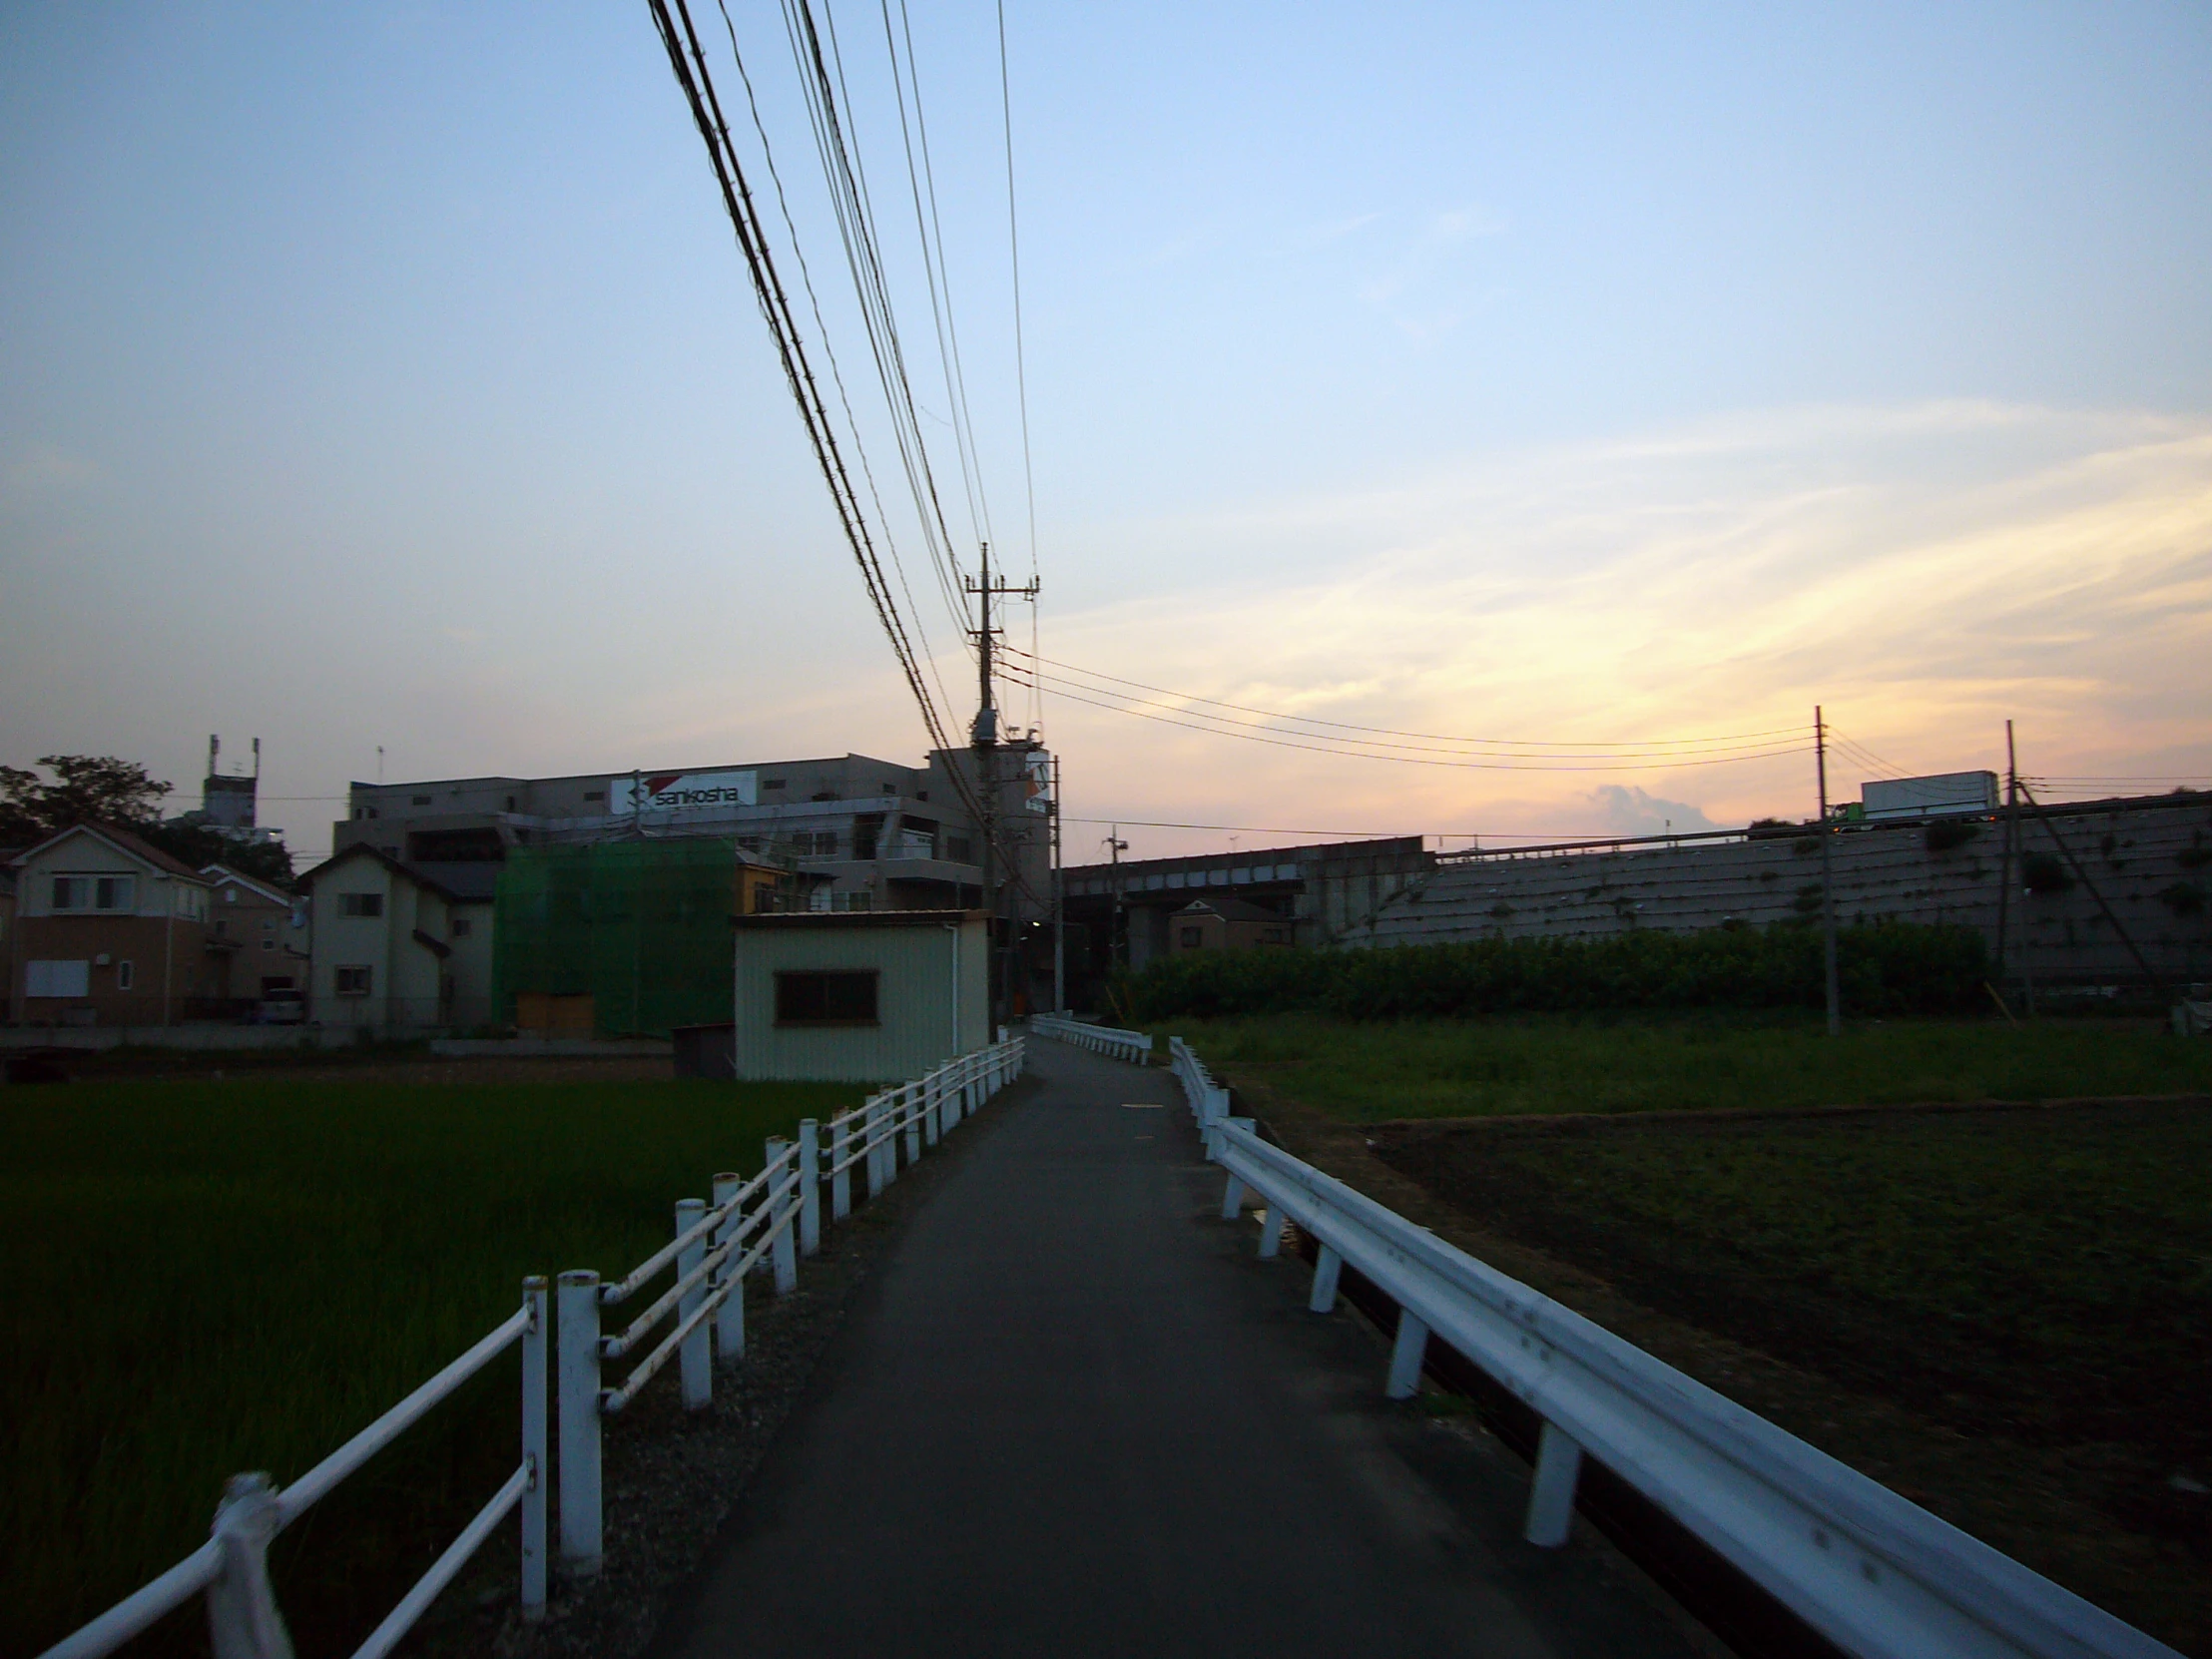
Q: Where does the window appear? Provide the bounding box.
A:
[25,960,91,997]
[215,918,229,938]
[52,874,135,912]
[1180,927,1204,948]
[881,783,896,794]
[339,892,384,918]
[583,790,606,803]
[335,965,373,996]
[411,795,432,806]
[116,960,135,990]
[451,917,473,937]
[262,918,275,931]
[775,969,878,1026]
[944,835,973,864]
[225,887,239,903]
[764,779,786,791]
[797,830,838,856]
[261,938,275,951]
[504,795,517,812]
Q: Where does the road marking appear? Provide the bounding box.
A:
[1119,1102,1166,1109]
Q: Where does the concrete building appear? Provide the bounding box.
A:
[730,909,988,1080]
[1060,836,1435,982]
[1345,790,2212,991]
[200,864,307,1010]
[299,845,498,1033]
[170,735,284,851]
[1166,895,1296,953]
[6,825,217,1026]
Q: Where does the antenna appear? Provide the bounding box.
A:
[252,738,261,781]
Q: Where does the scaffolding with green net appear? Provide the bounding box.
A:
[493,839,746,1037]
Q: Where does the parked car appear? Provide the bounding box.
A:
[254,988,306,1025]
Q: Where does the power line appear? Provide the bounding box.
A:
[1007,669,1812,772]
[997,0,1042,735]
[1001,646,1809,754]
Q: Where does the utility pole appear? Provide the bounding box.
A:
[1105,826,1128,969]
[1995,719,2018,1014]
[965,540,1039,1026]
[1816,707,1841,1036]
[1050,753,1065,1014]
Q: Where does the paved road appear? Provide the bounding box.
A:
[652,1038,1706,1659]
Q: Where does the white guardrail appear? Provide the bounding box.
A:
[41,1033,1026,1659]
[1028,1013,1153,1063]
[1053,1026,2178,1659]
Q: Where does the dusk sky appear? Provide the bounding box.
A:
[4,2,2208,863]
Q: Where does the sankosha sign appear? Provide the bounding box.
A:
[610,769,759,818]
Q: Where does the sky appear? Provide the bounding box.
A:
[3,1,2208,864]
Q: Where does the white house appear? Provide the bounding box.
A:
[298,845,497,1033]
[731,909,987,1080]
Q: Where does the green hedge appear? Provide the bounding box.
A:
[1122,921,1989,1021]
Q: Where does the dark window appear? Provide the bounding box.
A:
[1180,926,1203,948]
[451,917,473,937]
[583,790,606,803]
[945,835,973,864]
[775,970,878,1026]
[335,965,372,996]
[852,815,882,860]
[339,892,383,918]
[411,795,432,806]
[764,779,787,790]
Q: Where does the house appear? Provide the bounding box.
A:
[730,909,987,1080]
[1165,895,1295,954]
[6,824,218,1026]
[200,864,307,1011]
[299,845,498,1033]
[0,861,16,1022]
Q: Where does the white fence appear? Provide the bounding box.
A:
[1027,1013,1153,1064]
[1061,1026,2181,1659]
[41,1034,1026,1659]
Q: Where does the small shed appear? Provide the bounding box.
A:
[731,909,988,1081]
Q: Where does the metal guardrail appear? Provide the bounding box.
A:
[1029,1013,1154,1063]
[1156,1035,2179,1659]
[553,1032,1026,1575]
[43,1034,1027,1656]
[41,1288,549,1659]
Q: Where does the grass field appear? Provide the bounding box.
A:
[1160,1012,2212,1122]
[2,1074,864,1659]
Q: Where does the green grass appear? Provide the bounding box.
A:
[2,1076,864,1659]
[1164,1013,2212,1122]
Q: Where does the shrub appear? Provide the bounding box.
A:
[2021,852,2074,894]
[1122,920,1988,1022]
[1925,820,1982,854]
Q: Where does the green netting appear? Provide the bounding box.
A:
[493,839,739,1037]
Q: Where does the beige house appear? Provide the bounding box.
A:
[1165,895,1295,954]
[299,845,497,1033]
[731,909,988,1080]
[6,824,218,1026]
[200,864,308,1009]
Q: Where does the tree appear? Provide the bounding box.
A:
[0,756,293,888]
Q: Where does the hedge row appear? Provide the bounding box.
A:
[1122,921,1990,1021]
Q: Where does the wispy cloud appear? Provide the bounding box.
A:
[1041,402,2212,853]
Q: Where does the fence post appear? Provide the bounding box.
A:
[767,1137,799,1295]
[676,1199,710,1409]
[1385,1307,1430,1399]
[1309,1245,1343,1313]
[556,1271,603,1574]
[798,1121,821,1256]
[902,1085,922,1165]
[1524,1420,1585,1546]
[923,1075,940,1147]
[865,1099,886,1201]
[1259,1206,1286,1259]
[207,1472,289,1659]
[713,1173,745,1359]
[520,1277,549,1619]
[1220,1174,1246,1221]
[831,1114,852,1221]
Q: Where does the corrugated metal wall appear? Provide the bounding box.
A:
[733,918,989,1081]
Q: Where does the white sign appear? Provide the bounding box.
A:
[609,769,759,819]
[1023,750,1053,815]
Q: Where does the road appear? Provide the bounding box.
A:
[650,1036,1707,1659]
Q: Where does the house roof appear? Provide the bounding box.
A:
[6,822,212,882]
[1170,895,1287,924]
[296,842,500,903]
[730,908,986,930]
[200,864,295,906]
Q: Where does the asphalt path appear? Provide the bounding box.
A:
[651,1037,1707,1659]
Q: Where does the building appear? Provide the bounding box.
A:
[730,909,988,1080]
[1059,835,1435,982]
[200,864,307,1011]
[1345,789,2212,991]
[336,743,1059,1015]
[1165,895,1297,953]
[298,845,498,1033]
[6,824,217,1026]
[170,735,283,850]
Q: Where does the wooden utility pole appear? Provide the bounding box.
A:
[1816,707,1841,1036]
[1995,720,2017,1010]
[965,540,1039,1025]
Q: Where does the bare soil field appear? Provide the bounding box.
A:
[1227,1074,2212,1656]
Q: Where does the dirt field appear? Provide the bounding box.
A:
[1226,1074,2212,1656]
